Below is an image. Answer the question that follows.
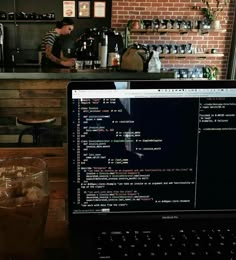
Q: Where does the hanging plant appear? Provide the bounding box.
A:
[192,0,229,22]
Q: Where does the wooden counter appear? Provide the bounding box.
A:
[0,67,175,79]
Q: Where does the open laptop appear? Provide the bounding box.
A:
[67,80,236,259]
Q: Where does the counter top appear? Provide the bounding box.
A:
[0,67,175,80]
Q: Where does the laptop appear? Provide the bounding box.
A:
[67,80,236,259]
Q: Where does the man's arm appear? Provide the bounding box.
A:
[45,44,61,65]
[45,44,75,67]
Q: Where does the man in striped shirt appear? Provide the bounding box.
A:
[40,17,76,68]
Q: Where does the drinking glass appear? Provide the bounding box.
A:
[94,60,101,69]
[0,157,49,260]
[75,60,84,70]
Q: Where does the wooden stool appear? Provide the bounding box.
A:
[17,115,56,145]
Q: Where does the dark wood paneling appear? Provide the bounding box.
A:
[0,79,67,144]
[20,89,66,98]
[0,99,61,108]
[0,108,66,117]
[0,79,69,89]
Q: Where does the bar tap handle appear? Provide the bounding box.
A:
[0,23,4,65]
[0,23,3,45]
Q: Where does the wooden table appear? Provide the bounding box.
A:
[44,196,70,259]
[45,188,68,249]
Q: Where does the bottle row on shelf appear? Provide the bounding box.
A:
[128,18,219,31]
[0,11,55,20]
[155,43,193,55]
[165,66,216,79]
[172,67,204,79]
[130,43,218,56]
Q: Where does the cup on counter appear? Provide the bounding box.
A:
[0,157,49,260]
[75,60,84,70]
[94,60,101,69]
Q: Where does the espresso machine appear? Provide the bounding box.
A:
[0,23,4,66]
[75,27,124,65]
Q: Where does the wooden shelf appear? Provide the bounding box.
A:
[191,29,226,33]
[159,53,224,58]
[178,78,208,80]
[129,28,227,34]
[130,28,189,33]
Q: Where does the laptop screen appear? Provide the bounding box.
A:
[67,80,236,222]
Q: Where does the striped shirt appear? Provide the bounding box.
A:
[40,30,60,54]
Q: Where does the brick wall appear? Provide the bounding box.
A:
[111,0,236,79]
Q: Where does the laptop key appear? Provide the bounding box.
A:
[98,256,111,259]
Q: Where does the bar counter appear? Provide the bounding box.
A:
[0,67,175,80]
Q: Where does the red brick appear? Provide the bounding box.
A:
[112,0,235,79]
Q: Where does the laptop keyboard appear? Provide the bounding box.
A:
[96,227,236,259]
